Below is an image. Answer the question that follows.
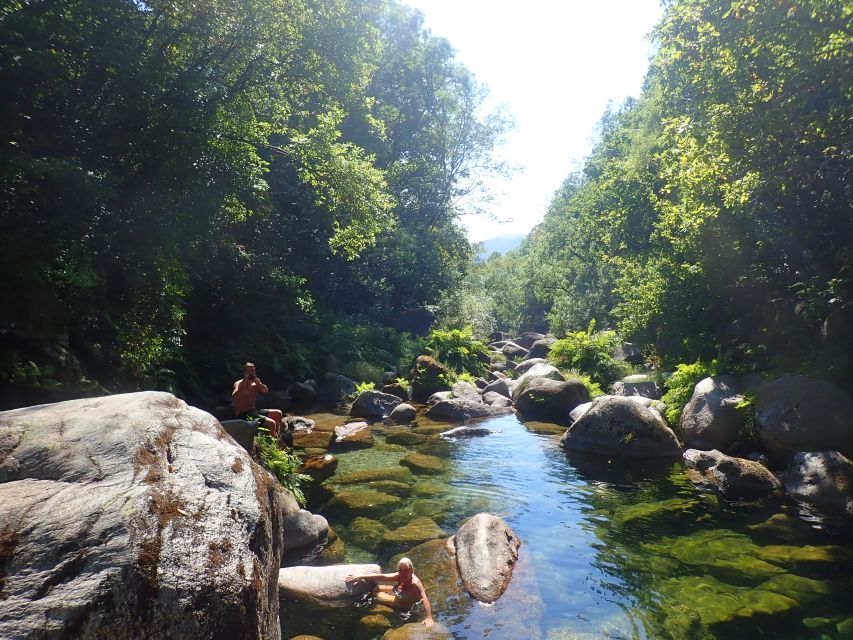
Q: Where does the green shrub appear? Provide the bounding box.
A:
[547,324,632,388]
[661,360,717,425]
[410,355,455,390]
[256,433,312,506]
[424,326,489,376]
[355,381,376,394]
[563,368,605,398]
[394,377,412,394]
[456,371,477,385]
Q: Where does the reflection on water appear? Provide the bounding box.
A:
[280,412,853,640]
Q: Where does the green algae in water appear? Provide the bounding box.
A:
[293,410,853,640]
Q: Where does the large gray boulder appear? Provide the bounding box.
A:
[450,513,521,604]
[570,395,664,423]
[512,363,566,401]
[0,392,287,640]
[278,563,379,607]
[451,380,482,402]
[756,375,853,461]
[611,374,663,400]
[527,337,556,360]
[482,377,511,399]
[683,448,780,498]
[560,396,681,458]
[483,392,512,408]
[512,358,546,377]
[425,398,513,421]
[679,376,745,451]
[513,332,546,349]
[349,390,402,420]
[316,372,357,405]
[784,451,853,515]
[501,341,529,360]
[513,378,590,422]
[283,491,330,551]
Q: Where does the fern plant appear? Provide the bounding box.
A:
[424,326,488,376]
[256,432,312,506]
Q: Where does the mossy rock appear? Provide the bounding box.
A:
[293,429,334,450]
[385,428,427,446]
[415,438,452,457]
[400,452,445,475]
[332,467,414,486]
[411,482,445,498]
[381,622,453,640]
[755,544,852,569]
[304,447,329,457]
[644,529,786,585]
[746,513,810,543]
[759,573,834,606]
[521,420,567,436]
[380,517,445,555]
[374,441,409,453]
[412,424,450,436]
[837,617,853,639]
[367,480,415,497]
[323,489,401,519]
[662,604,715,640]
[348,517,390,551]
[318,534,346,563]
[657,575,798,625]
[612,498,699,526]
[356,613,392,640]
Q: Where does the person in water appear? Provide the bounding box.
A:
[345,557,434,627]
[232,362,283,439]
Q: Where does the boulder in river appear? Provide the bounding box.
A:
[389,403,417,424]
[450,513,521,604]
[513,377,590,422]
[349,390,402,420]
[527,337,556,360]
[513,332,546,349]
[425,398,513,421]
[755,375,853,461]
[512,363,566,400]
[0,391,287,640]
[410,356,453,403]
[559,395,681,458]
[451,380,482,402]
[784,451,853,515]
[501,341,529,360]
[611,374,663,400]
[332,421,374,449]
[278,563,379,607]
[482,377,511,399]
[683,449,781,498]
[680,376,745,451]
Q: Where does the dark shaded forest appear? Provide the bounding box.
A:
[1,0,851,409]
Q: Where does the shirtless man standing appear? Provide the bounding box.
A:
[232,362,283,438]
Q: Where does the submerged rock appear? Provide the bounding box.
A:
[400,452,445,475]
[0,392,287,640]
[560,396,681,458]
[450,513,521,604]
[278,563,379,607]
[322,489,401,518]
[380,517,445,555]
[380,622,453,639]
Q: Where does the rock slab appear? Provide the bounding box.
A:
[278,563,379,607]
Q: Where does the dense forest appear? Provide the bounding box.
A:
[0,0,511,407]
[472,0,852,387]
[1,0,851,409]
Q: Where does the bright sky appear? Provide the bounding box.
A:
[402,0,665,242]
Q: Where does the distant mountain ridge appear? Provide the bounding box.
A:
[477,233,525,257]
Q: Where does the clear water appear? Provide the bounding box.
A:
[280,412,853,639]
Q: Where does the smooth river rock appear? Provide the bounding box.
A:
[450,513,521,604]
[0,391,288,640]
[425,398,513,421]
[349,390,402,420]
[559,396,681,458]
[680,376,744,451]
[278,563,379,607]
[784,451,853,515]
